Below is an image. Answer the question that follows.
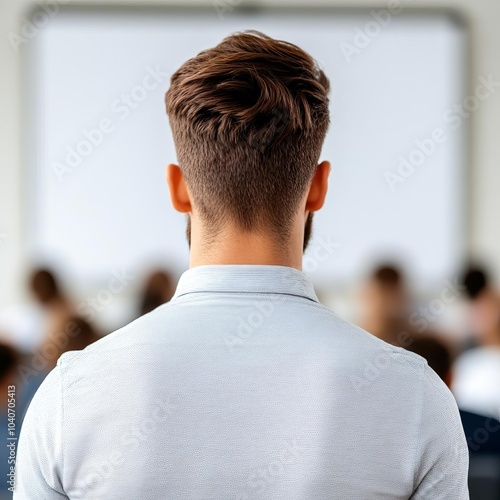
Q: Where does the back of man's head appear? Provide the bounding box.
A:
[462,265,489,300]
[165,31,330,240]
[30,268,60,305]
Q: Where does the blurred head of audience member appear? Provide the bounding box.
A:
[139,269,175,316]
[30,268,63,306]
[359,264,411,345]
[462,265,500,347]
[0,343,19,412]
[29,267,75,344]
[452,265,500,419]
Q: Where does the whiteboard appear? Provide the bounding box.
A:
[28,8,467,290]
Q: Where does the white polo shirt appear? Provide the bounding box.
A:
[14,265,469,499]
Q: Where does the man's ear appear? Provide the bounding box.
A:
[305,161,330,212]
[166,164,192,213]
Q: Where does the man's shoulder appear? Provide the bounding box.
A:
[311,303,429,370]
[55,298,431,393]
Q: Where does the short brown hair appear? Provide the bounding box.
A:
[165,30,330,239]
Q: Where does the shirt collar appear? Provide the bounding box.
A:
[172,265,319,303]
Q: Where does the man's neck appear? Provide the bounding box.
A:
[189,223,303,270]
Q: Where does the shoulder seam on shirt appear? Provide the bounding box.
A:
[35,366,67,495]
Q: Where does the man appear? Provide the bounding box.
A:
[0,343,20,500]
[454,265,500,419]
[15,31,468,499]
[358,264,412,345]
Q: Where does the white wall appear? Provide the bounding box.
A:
[1,0,500,308]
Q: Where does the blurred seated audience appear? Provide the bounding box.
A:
[0,342,43,499]
[138,268,175,317]
[453,265,500,419]
[0,343,19,499]
[358,264,413,345]
[30,267,75,341]
[461,265,500,348]
[0,267,73,355]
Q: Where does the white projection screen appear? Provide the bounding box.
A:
[26,7,468,291]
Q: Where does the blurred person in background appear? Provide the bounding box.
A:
[0,343,19,499]
[460,265,500,349]
[453,265,500,419]
[0,267,73,356]
[358,264,413,345]
[0,268,67,354]
[138,268,175,317]
[29,268,75,342]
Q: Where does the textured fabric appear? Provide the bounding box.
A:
[15,265,469,499]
